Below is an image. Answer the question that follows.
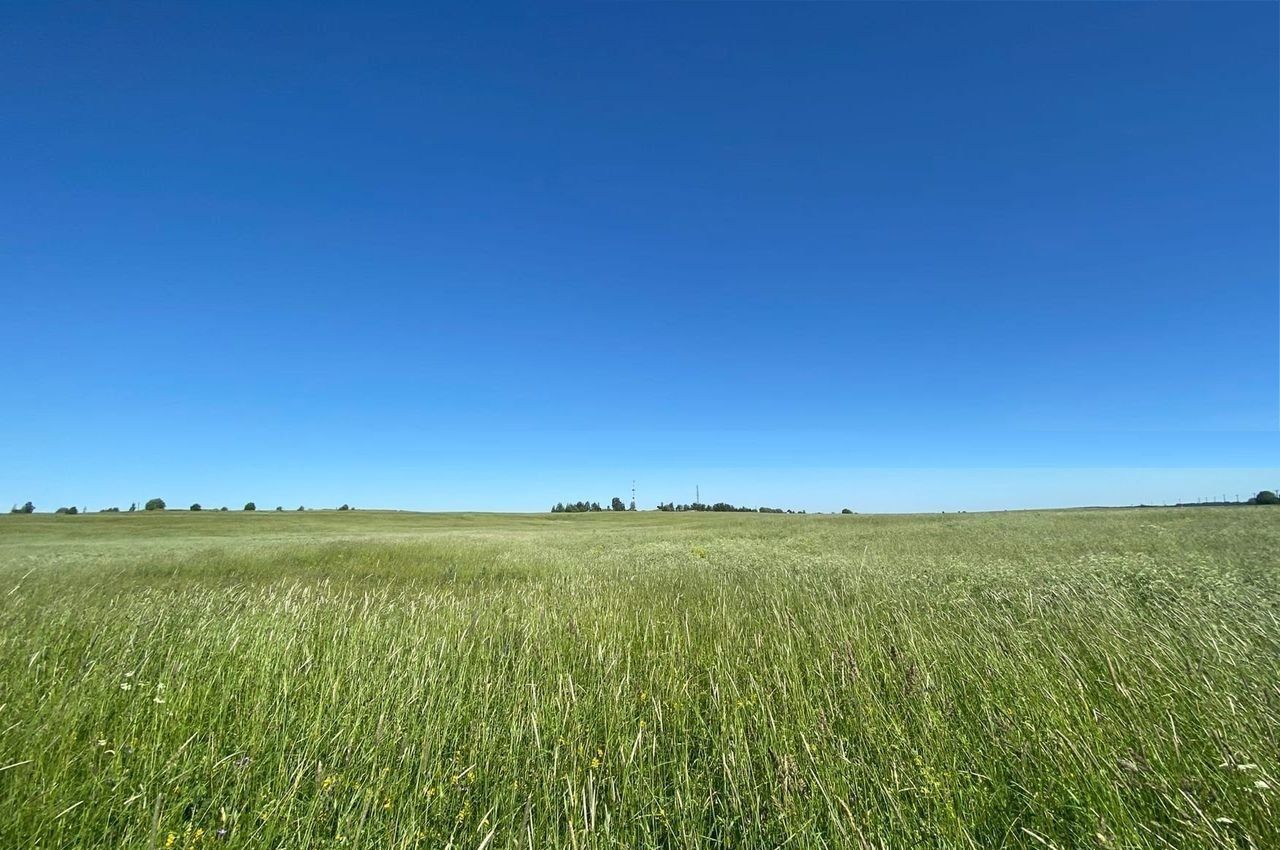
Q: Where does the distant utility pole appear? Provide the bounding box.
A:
[631,480,636,511]
[696,485,700,505]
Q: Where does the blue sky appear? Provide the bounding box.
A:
[3,3,1276,513]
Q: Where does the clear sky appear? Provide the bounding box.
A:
[3,3,1277,513]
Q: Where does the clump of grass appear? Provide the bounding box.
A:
[0,508,1276,848]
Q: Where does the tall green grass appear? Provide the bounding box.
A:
[0,509,1276,848]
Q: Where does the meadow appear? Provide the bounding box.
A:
[0,508,1276,849]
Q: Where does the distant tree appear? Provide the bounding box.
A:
[275,506,283,511]
[244,502,256,511]
[841,508,853,514]
[219,507,228,512]
[190,503,202,511]
[338,504,350,511]
[11,501,35,514]
[54,506,78,515]
[297,506,305,511]
[611,496,626,512]
[144,498,165,511]
[1255,490,1279,505]
[551,502,565,513]
[629,500,636,511]
[128,503,137,512]
[590,501,602,512]
[102,506,120,513]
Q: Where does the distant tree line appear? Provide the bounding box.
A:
[655,502,807,514]
[552,501,603,513]
[552,497,639,513]
[1174,491,1279,507]
[8,498,359,514]
[15,489,1274,516]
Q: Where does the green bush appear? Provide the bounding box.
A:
[144,498,165,511]
[244,502,256,512]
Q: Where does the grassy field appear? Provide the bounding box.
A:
[0,508,1276,849]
